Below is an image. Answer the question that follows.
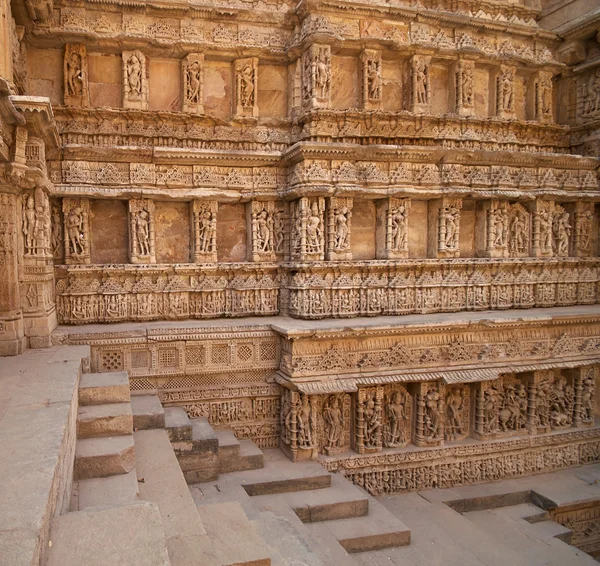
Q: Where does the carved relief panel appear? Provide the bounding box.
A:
[474,375,528,440]
[192,200,217,263]
[411,55,431,113]
[579,68,600,120]
[290,197,325,261]
[361,49,382,111]
[495,65,516,119]
[377,197,410,259]
[273,202,289,261]
[248,200,276,262]
[122,50,148,110]
[355,386,383,454]
[383,385,412,448]
[234,57,258,118]
[63,44,89,106]
[129,199,156,263]
[530,370,575,433]
[182,53,204,115]
[445,384,470,441]
[452,59,474,117]
[573,202,594,257]
[326,197,352,261]
[62,197,90,264]
[302,44,331,110]
[22,187,51,259]
[50,200,63,261]
[574,366,596,427]
[412,381,444,447]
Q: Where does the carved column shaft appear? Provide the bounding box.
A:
[182,53,204,115]
[411,54,431,113]
[64,44,89,107]
[302,44,331,110]
[452,59,475,117]
[377,197,410,259]
[361,49,382,111]
[495,65,516,119]
[429,198,462,258]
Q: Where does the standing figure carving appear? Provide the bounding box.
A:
[384,390,408,447]
[186,60,202,104]
[509,208,529,256]
[424,387,441,440]
[333,207,350,251]
[66,51,83,97]
[297,395,317,449]
[323,395,343,450]
[445,387,464,440]
[135,209,150,257]
[127,54,142,96]
[391,203,408,251]
[583,69,600,115]
[363,396,381,449]
[553,210,571,257]
[238,64,255,108]
[444,206,460,250]
[415,59,429,105]
[66,206,85,256]
[367,59,381,100]
[306,201,323,254]
[23,195,38,255]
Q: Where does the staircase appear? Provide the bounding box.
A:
[191,449,411,564]
[163,407,264,483]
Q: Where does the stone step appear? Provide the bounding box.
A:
[75,435,135,480]
[77,402,133,439]
[45,501,170,566]
[164,407,192,442]
[253,511,326,566]
[276,474,369,523]
[173,418,220,484]
[216,428,240,459]
[308,497,411,553]
[226,449,331,496]
[131,395,165,430]
[75,469,140,511]
[219,439,264,474]
[134,428,209,565]
[195,502,271,566]
[79,372,130,406]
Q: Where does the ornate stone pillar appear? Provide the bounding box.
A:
[573,201,594,257]
[410,54,431,113]
[290,196,325,261]
[191,200,217,263]
[361,49,382,111]
[531,200,554,258]
[552,204,571,258]
[411,382,444,447]
[63,44,89,107]
[452,59,475,117]
[428,197,462,258]
[495,65,516,119]
[0,191,25,355]
[281,389,318,462]
[129,198,156,264]
[376,197,410,259]
[182,53,204,115]
[21,184,56,347]
[301,44,331,111]
[354,386,383,454]
[234,57,258,118]
[326,197,352,261]
[122,50,148,110]
[62,197,91,264]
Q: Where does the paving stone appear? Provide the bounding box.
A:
[45,501,170,566]
[219,439,264,474]
[165,407,192,442]
[79,372,130,406]
[77,402,133,438]
[75,435,135,480]
[134,429,207,540]
[316,498,410,553]
[131,395,165,430]
[77,469,140,511]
